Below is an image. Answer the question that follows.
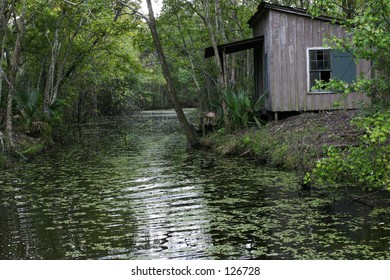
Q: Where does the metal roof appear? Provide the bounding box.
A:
[248,2,338,28]
[204,36,264,59]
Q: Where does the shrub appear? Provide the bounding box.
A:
[307,110,390,190]
[217,88,264,132]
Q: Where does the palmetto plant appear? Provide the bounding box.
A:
[13,88,40,132]
[13,88,53,140]
[219,88,265,131]
[13,88,64,143]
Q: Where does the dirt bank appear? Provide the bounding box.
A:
[203,110,363,174]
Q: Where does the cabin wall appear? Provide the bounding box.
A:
[257,10,370,112]
[252,11,271,111]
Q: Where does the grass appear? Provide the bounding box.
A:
[201,111,356,178]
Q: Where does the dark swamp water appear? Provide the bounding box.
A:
[0,110,389,260]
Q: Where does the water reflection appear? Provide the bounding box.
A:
[0,110,389,260]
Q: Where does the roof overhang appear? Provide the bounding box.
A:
[204,36,264,59]
[248,2,339,28]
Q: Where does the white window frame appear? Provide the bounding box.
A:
[306,47,333,94]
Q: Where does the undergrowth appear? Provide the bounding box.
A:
[204,121,323,175]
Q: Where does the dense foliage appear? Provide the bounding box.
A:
[306,0,390,190]
[306,110,390,190]
[0,0,147,150]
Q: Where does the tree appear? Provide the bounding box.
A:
[160,0,258,129]
[3,1,26,148]
[0,0,144,151]
[145,0,201,148]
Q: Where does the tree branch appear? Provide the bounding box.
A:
[63,0,78,5]
[117,0,148,22]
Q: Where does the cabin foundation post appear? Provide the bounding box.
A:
[267,111,279,122]
[267,111,273,121]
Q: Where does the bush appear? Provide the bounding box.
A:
[307,110,390,190]
[217,88,263,132]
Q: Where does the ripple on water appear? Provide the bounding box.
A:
[1,112,390,260]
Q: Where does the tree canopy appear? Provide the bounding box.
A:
[0,0,388,152]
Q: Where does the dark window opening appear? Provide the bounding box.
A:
[308,49,331,92]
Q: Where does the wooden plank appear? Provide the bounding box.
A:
[346,94,354,109]
[329,93,337,110]
[286,13,297,111]
[280,48,289,111]
[264,12,272,111]
[312,18,321,46]
[280,13,290,111]
[281,13,290,111]
[334,92,344,109]
[296,15,306,111]
[303,17,313,111]
[270,11,282,112]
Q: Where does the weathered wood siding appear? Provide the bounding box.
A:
[252,11,271,110]
[253,10,370,112]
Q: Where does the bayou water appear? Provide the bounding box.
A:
[0,110,389,259]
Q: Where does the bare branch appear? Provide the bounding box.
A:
[0,67,11,87]
[117,0,148,22]
[63,0,80,5]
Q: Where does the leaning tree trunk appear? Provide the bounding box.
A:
[145,0,201,149]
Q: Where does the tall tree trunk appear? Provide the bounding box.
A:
[5,4,25,148]
[201,0,225,87]
[0,0,5,110]
[145,0,201,149]
[0,0,11,137]
[43,28,61,116]
[214,0,225,37]
[43,16,84,116]
[198,0,229,129]
[174,13,204,112]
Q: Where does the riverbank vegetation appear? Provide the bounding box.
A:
[203,0,390,191]
[203,107,389,190]
[0,0,389,191]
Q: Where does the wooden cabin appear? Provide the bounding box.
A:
[205,2,371,120]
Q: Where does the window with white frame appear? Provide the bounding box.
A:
[307,48,356,93]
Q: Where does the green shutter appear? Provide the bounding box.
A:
[331,50,356,83]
